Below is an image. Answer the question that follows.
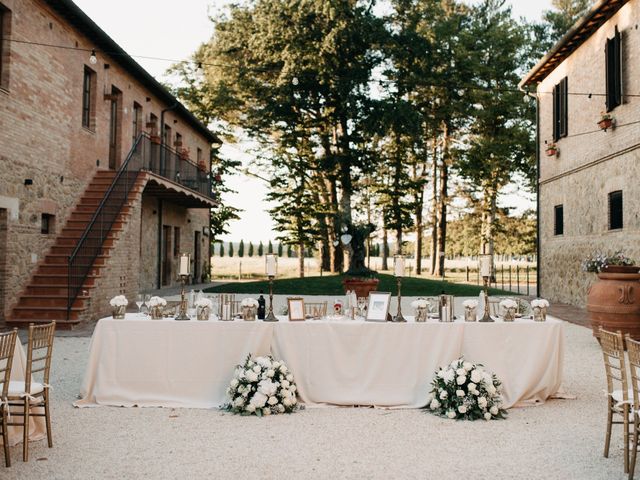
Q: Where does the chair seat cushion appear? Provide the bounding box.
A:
[7,381,44,398]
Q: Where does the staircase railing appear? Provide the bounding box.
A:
[67,133,214,319]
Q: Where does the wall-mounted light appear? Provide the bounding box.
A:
[89,49,98,65]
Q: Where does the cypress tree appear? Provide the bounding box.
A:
[268,240,274,254]
[258,241,264,256]
[238,239,245,257]
[219,242,225,257]
[228,241,234,257]
[248,242,254,257]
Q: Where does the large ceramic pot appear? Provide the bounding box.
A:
[588,267,640,340]
[342,277,379,298]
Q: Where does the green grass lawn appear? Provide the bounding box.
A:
[204,273,514,296]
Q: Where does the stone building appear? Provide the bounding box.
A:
[0,0,219,327]
[520,0,640,307]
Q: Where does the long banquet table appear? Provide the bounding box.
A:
[75,314,564,410]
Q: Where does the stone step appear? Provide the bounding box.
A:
[44,254,108,265]
[9,306,84,321]
[37,264,101,276]
[25,284,95,296]
[31,273,98,286]
[17,295,88,308]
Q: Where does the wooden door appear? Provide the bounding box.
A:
[108,86,121,169]
[193,231,201,282]
[162,225,172,286]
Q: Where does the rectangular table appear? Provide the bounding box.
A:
[76,314,564,410]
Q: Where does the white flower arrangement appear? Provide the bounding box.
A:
[499,299,518,310]
[241,298,259,308]
[109,295,128,307]
[195,297,213,309]
[224,354,298,416]
[147,296,167,308]
[426,357,507,421]
[531,299,550,308]
[463,300,478,308]
[411,299,428,309]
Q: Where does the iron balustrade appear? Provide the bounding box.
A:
[67,133,213,319]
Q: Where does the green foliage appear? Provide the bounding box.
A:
[228,241,234,258]
[258,241,264,257]
[277,242,283,257]
[248,242,254,257]
[219,242,224,257]
[287,244,294,258]
[238,239,245,258]
[267,240,274,255]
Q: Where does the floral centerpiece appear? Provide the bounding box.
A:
[545,141,558,157]
[499,299,518,322]
[462,299,478,322]
[598,111,614,130]
[240,298,259,321]
[224,354,298,416]
[195,297,212,321]
[109,295,128,319]
[531,298,549,322]
[582,251,636,273]
[411,298,428,322]
[426,357,507,421]
[147,296,167,319]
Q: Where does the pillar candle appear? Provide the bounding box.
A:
[179,254,190,276]
[479,255,491,278]
[394,256,405,277]
[266,255,277,277]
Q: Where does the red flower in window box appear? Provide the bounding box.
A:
[545,142,558,157]
[598,112,614,131]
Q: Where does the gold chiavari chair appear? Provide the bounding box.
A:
[304,302,327,319]
[0,329,18,467]
[600,327,632,473]
[626,334,640,480]
[7,322,55,463]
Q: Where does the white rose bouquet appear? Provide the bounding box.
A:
[411,299,428,309]
[426,357,507,421]
[224,354,298,416]
[499,299,518,310]
[109,295,128,307]
[147,296,167,308]
[195,298,213,309]
[462,300,478,308]
[241,298,259,308]
[530,299,550,308]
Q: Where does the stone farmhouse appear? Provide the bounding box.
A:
[520,0,639,307]
[0,0,220,327]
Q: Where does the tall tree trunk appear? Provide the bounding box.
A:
[382,227,389,271]
[298,242,305,278]
[413,161,425,275]
[437,123,450,277]
[338,116,353,272]
[430,139,439,275]
[329,177,343,273]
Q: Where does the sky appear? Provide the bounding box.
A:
[73,0,553,243]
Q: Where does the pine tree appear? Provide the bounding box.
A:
[238,239,245,257]
[228,241,234,258]
[219,242,224,257]
[267,240,274,254]
[258,241,264,256]
[248,242,254,257]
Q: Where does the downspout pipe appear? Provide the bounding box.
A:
[156,199,163,289]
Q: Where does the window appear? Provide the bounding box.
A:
[132,102,142,142]
[554,205,563,236]
[148,113,158,136]
[163,124,171,145]
[41,214,54,234]
[609,191,623,230]
[173,227,180,257]
[0,4,11,89]
[82,66,96,130]
[175,132,182,147]
[197,148,203,164]
[552,77,568,141]
[606,27,622,112]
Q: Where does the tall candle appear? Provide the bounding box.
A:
[479,255,491,278]
[394,255,405,277]
[179,254,190,276]
[266,254,277,277]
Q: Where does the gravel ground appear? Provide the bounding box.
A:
[3,321,627,480]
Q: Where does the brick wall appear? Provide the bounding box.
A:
[536,0,640,306]
[0,209,6,321]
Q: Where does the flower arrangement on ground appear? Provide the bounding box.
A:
[426,357,507,421]
[224,354,298,416]
[582,251,635,273]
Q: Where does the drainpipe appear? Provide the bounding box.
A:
[524,88,541,298]
[156,199,163,289]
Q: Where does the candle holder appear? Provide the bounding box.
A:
[392,276,407,322]
[264,275,278,322]
[175,275,191,321]
[479,276,494,322]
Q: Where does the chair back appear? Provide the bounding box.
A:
[304,302,327,319]
[626,334,640,411]
[24,322,55,394]
[0,329,17,400]
[599,327,628,402]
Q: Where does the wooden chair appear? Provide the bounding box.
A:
[304,302,327,319]
[626,334,640,479]
[0,329,18,467]
[7,322,55,462]
[600,327,632,473]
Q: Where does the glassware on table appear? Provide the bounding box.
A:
[135,294,144,314]
[357,297,367,319]
[143,294,151,315]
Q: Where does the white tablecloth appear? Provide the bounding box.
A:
[76,314,564,410]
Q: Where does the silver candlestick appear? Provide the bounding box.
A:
[479,276,494,322]
[264,275,278,322]
[174,275,190,321]
[393,277,407,322]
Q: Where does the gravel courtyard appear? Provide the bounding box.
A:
[3,321,626,480]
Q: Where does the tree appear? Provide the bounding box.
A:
[267,240,273,255]
[257,241,264,257]
[543,0,593,44]
[218,242,224,257]
[237,239,245,257]
[248,242,254,257]
[287,244,294,258]
[228,241,234,258]
[277,242,283,257]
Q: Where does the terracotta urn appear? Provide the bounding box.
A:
[587,266,640,341]
[342,277,379,298]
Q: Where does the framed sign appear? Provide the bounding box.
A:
[366,292,391,322]
[287,297,306,322]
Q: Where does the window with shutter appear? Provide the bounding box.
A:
[608,191,623,230]
[606,27,622,111]
[552,77,568,141]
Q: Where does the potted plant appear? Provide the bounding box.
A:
[341,222,379,298]
[545,142,558,157]
[598,112,614,131]
[584,251,640,341]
